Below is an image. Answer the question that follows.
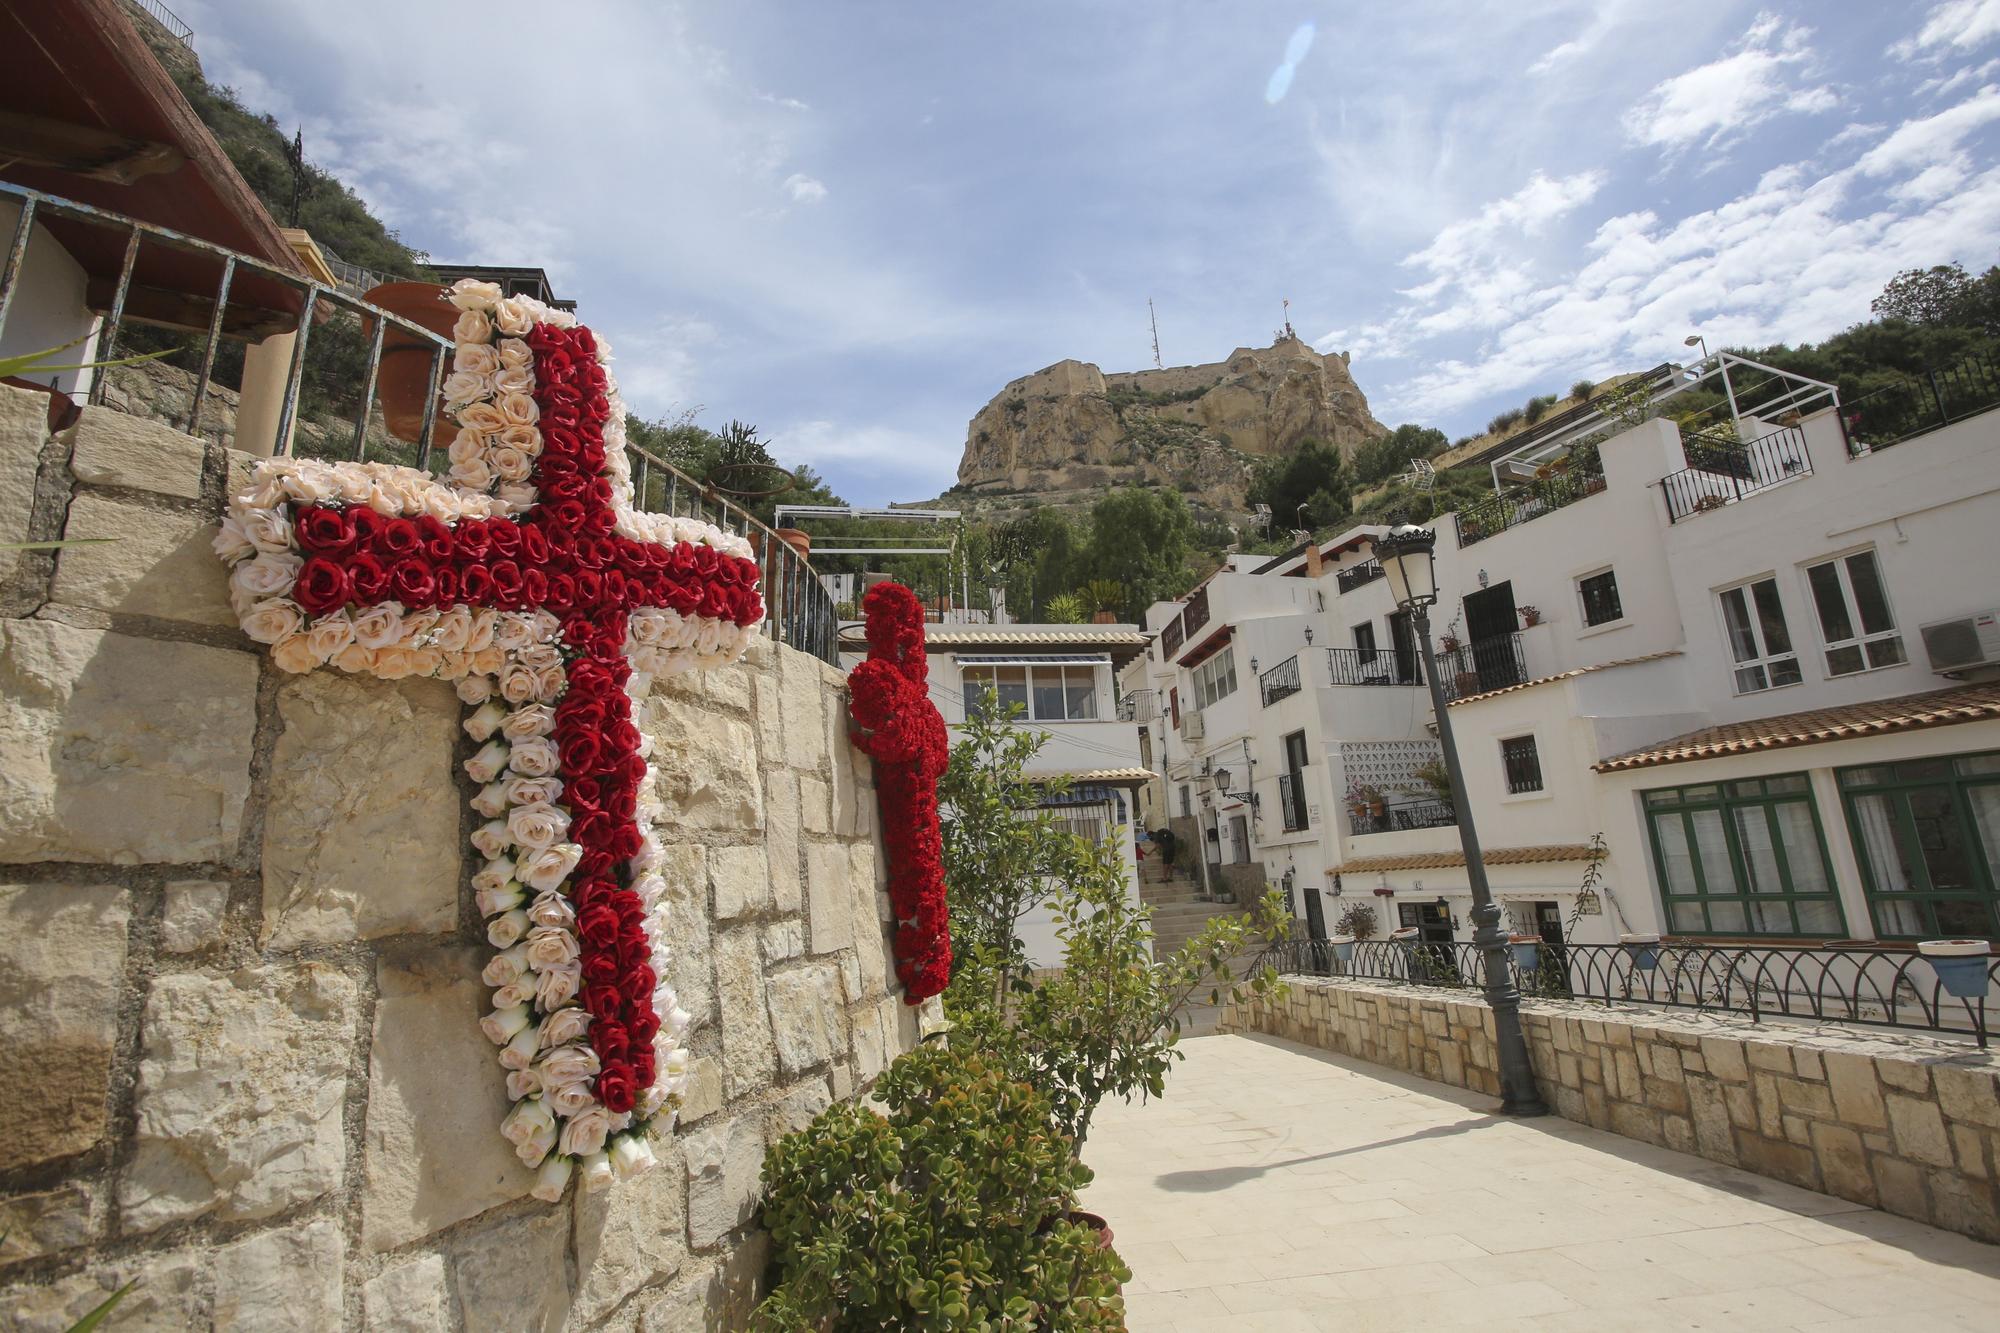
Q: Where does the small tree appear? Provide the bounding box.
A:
[1043,592,1088,624]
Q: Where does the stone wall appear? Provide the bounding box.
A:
[0,385,916,1329]
[1223,976,2000,1244]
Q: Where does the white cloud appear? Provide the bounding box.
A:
[782,173,828,203]
[1527,0,1639,75]
[1623,13,1834,154]
[1855,82,2000,177]
[1894,0,2000,61]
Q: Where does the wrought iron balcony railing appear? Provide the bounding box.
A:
[1455,453,1607,547]
[1258,654,1302,706]
[1116,689,1158,722]
[1349,797,1456,834]
[1840,349,2000,456]
[1335,558,1384,594]
[1431,630,1527,699]
[1661,425,1812,522]
[1326,646,1420,686]
[1182,585,1211,639]
[1277,773,1310,832]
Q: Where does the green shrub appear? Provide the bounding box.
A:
[755,1043,1129,1330]
[1569,378,1595,400]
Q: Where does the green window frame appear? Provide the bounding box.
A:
[1837,751,2000,940]
[1642,773,1846,938]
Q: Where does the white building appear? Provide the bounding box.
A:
[1135,362,2000,960]
[842,621,1152,967]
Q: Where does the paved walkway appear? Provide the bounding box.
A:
[1081,1033,2000,1331]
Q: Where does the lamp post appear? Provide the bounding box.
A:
[1375,522,1548,1116]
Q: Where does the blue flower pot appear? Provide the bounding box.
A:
[1621,934,1661,970]
[1921,942,1992,999]
[1332,936,1355,963]
[1509,939,1541,971]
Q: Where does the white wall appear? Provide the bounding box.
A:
[0,202,102,398]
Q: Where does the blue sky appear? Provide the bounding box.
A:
[182,0,2000,504]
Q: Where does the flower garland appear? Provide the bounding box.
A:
[213,279,764,1196]
[846,581,951,1000]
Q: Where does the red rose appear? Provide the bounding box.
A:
[377,517,422,559]
[570,876,619,912]
[607,824,643,862]
[544,573,577,613]
[617,927,649,970]
[577,902,621,950]
[521,569,549,606]
[415,514,453,561]
[350,508,386,547]
[455,521,492,562]
[620,964,656,1005]
[458,564,495,603]
[576,849,617,881]
[583,983,623,1023]
[293,556,352,614]
[489,560,524,606]
[296,506,357,557]
[433,567,461,604]
[348,553,391,603]
[629,1011,661,1045]
[559,731,604,776]
[581,950,621,987]
[390,558,437,607]
[520,525,550,566]
[596,1062,636,1114]
[487,522,523,558]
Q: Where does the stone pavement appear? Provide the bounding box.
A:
[1081,1033,2000,1331]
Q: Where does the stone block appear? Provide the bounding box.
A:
[122,962,356,1233]
[678,1055,724,1126]
[768,962,846,1076]
[685,1114,765,1249]
[1644,1077,1690,1117]
[762,919,804,963]
[213,1218,344,1332]
[1928,1166,2000,1242]
[261,672,460,947]
[711,843,772,921]
[1878,1058,1934,1094]
[805,841,853,954]
[453,1205,572,1333]
[1699,1036,1749,1083]
[1871,1153,1931,1221]
[1775,1076,1836,1119]
[1824,1051,1889,1130]
[160,879,228,953]
[66,403,205,498]
[655,845,713,1033]
[769,1077,834,1139]
[51,493,233,625]
[1612,1049,1642,1100]
[1723,1083,1756,1131]
[1783,1114,1811,1146]
[1745,1041,1793,1074]
[764,770,801,912]
[0,385,45,584]
[361,949,530,1252]
[1732,1129,1819,1190]
[0,622,257,864]
[1887,1093,1955,1167]
[1610,1101,1664,1146]
[363,1254,450,1333]
[1752,1073,1784,1138]
[715,930,776,1098]
[1793,1048,1824,1081]
[778,648,831,771]
[705,659,751,712]
[1810,1121,1876,1206]
[0,1182,94,1264]
[1952,1123,1990,1179]
[573,1150,690,1326]
[752,672,783,768]
[0,883,128,1171]
[646,696,764,832]
[798,773,831,834]
[1934,1062,2000,1130]
[1,1247,201,1332]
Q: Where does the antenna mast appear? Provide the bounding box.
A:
[1148,298,1163,369]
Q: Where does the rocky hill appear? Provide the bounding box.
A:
[948,336,1384,519]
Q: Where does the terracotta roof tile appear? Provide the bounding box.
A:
[1328,844,1601,875]
[1027,767,1155,785]
[839,627,1149,648]
[1594,681,2000,772]
[1446,650,1684,707]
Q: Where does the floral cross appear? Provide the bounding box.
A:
[215,281,763,1198]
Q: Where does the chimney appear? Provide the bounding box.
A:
[1304,543,1324,578]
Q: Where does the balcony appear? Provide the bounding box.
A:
[1431,631,1527,700]
[1182,586,1211,638]
[1841,349,2000,455]
[1455,453,1607,547]
[1326,646,1421,687]
[1351,796,1457,834]
[1335,559,1385,595]
[1258,655,1302,707]
[1160,616,1185,660]
[1277,773,1310,832]
[1661,425,1812,522]
[1116,689,1158,723]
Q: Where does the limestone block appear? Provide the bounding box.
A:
[768,962,846,1076]
[798,774,830,833]
[1934,1062,2000,1129]
[573,1142,689,1324]
[832,750,868,838]
[645,696,763,832]
[753,672,782,768]
[1952,1124,1989,1178]
[1809,1121,1876,1205]
[762,919,804,963]
[122,962,355,1233]
[159,879,228,953]
[1871,1152,1930,1220]
[1879,1058,1935,1093]
[764,770,801,912]
[769,1076,834,1139]
[1731,1129,1819,1190]
[849,849,890,995]
[1,1248,201,1332]
[262,672,460,947]
[361,949,530,1252]
[656,845,714,1033]
[1928,1166,2000,1241]
[805,842,853,954]
[711,843,772,920]
[51,493,233,625]
[66,404,205,499]
[1887,1093,1954,1167]
[684,1114,765,1249]
[1792,1048,1824,1080]
[452,1206,571,1333]
[0,622,257,864]
[0,385,45,583]
[777,648,830,771]
[715,930,775,1098]
[213,1218,344,1331]
[678,1056,724,1126]
[705,660,751,712]
[1821,1051,1889,1130]
[0,883,128,1170]
[1699,1036,1749,1084]
[1774,1076,1835,1119]
[0,1181,94,1264]
[363,1254,450,1333]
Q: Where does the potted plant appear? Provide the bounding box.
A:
[1919,939,1993,998]
[1333,903,1377,963]
[1621,932,1662,970]
[1079,578,1127,625]
[1328,932,1357,963]
[1518,605,1542,628]
[1508,933,1542,971]
[1344,778,1384,824]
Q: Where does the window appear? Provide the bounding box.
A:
[1806,550,1905,677]
[962,664,1027,720]
[1642,775,1844,937]
[1839,752,2000,939]
[962,660,1100,722]
[1139,731,1153,769]
[1280,730,1309,831]
[1353,622,1378,664]
[1718,578,1802,693]
[1190,650,1237,708]
[1578,569,1623,627]
[1179,784,1192,817]
[1500,735,1544,794]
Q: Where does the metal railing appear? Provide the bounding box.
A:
[1277,773,1309,832]
[1182,586,1211,638]
[1116,689,1157,722]
[1350,797,1456,834]
[1840,350,2000,456]
[1254,937,1998,1046]
[1456,454,1606,547]
[1258,654,1301,706]
[1326,645,1420,686]
[131,0,194,46]
[1335,558,1384,594]
[1431,630,1527,699]
[1160,616,1185,660]
[0,184,838,665]
[317,244,390,300]
[1661,425,1812,522]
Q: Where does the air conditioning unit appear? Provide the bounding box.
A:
[1920,610,2000,676]
[1183,709,1206,742]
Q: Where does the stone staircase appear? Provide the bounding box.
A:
[1138,857,1270,1034]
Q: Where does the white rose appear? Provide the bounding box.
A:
[549,1080,598,1118]
[519,843,583,893]
[470,783,510,821]
[491,613,537,652]
[351,603,408,651]
[504,774,565,806]
[578,1151,614,1193]
[500,704,556,742]
[533,665,567,700]
[535,963,581,1009]
[470,818,513,861]
[496,392,539,427]
[470,855,517,893]
[464,738,511,784]
[501,1022,541,1071]
[447,427,489,467]
[449,278,505,311]
[530,1153,572,1203]
[481,1003,531,1045]
[240,507,293,553]
[527,891,575,930]
[490,979,535,1009]
[281,465,341,505]
[492,297,537,336]
[560,1106,612,1159]
[489,446,533,482]
[333,643,378,674]
[456,672,495,705]
[500,1094,554,1147]
[515,1121,556,1170]
[610,1135,657,1181]
[463,699,508,742]
[442,371,493,407]
[455,342,501,376]
[631,873,667,910]
[487,908,530,949]
[229,551,302,603]
[542,1007,592,1046]
[498,481,538,511]
[498,337,533,369]
[507,737,561,778]
[506,1066,545,1102]
[474,882,525,918]
[429,606,475,654]
[482,943,531,987]
[508,802,570,851]
[450,457,495,491]
[636,1085,670,1120]
[213,512,257,564]
[270,632,318,674]
[523,924,580,970]
[539,1043,600,1089]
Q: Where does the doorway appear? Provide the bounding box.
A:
[1398,901,1461,985]
[1388,610,1419,684]
[1462,582,1523,691]
[1527,899,1572,998]
[1228,814,1250,864]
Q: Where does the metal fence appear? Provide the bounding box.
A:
[1116,689,1157,723]
[1350,797,1456,834]
[1325,646,1419,686]
[0,182,838,665]
[132,0,194,45]
[1840,350,2000,456]
[1335,558,1384,594]
[1255,937,1997,1046]
[1258,654,1302,706]
[1277,773,1309,832]
[1431,630,1526,699]
[1455,453,1607,547]
[1661,424,1813,522]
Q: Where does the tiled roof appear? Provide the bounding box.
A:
[1327,844,1601,875]
[1027,767,1155,785]
[1447,650,1684,706]
[1594,681,2000,772]
[839,627,1149,649]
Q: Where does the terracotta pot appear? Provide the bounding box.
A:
[774,527,811,562]
[1454,671,1481,696]
[1091,610,1117,624]
[1066,1209,1114,1250]
[359,281,460,445]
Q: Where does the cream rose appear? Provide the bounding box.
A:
[497,423,542,455]
[504,774,565,807]
[333,642,378,675]
[464,738,511,784]
[470,818,513,861]
[519,843,583,893]
[500,1094,554,1148]
[486,908,530,949]
[523,924,580,971]
[454,342,501,376]
[482,942,532,987]
[493,366,535,398]
[470,855,516,893]
[442,370,494,406]
[449,278,505,311]
[447,427,489,467]
[496,392,539,427]
[559,1106,612,1159]
[530,1154,572,1204]
[429,606,475,654]
[492,297,537,336]
[535,963,580,1010]
[474,882,524,919]
[501,1023,541,1072]
[240,508,293,553]
[527,892,575,930]
[542,1007,592,1046]
[498,337,533,369]
[449,456,495,491]
[507,737,560,778]
[500,704,555,742]
[506,1066,545,1102]
[270,632,318,673]
[578,1151,614,1193]
[610,1136,657,1181]
[480,1003,531,1045]
[372,646,420,680]
[547,1080,597,1118]
[456,673,495,705]
[351,604,408,651]
[457,401,509,433]
[213,513,257,564]
[490,979,535,1009]
[508,802,570,851]
[229,551,302,603]
[489,445,533,482]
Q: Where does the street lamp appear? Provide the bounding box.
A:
[1375,523,1548,1116]
[1683,333,1709,360]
